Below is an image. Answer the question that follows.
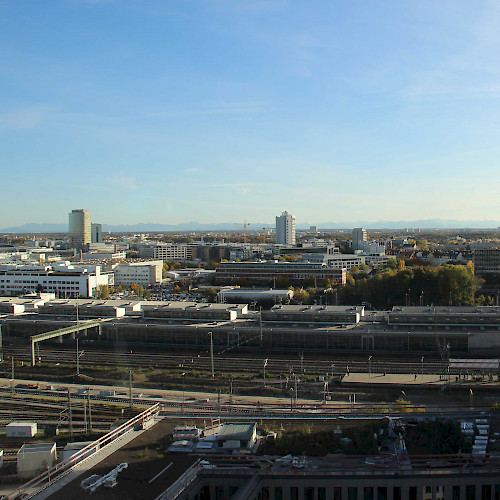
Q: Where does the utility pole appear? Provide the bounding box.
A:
[76,338,79,377]
[87,388,92,432]
[294,375,298,405]
[263,358,268,387]
[11,356,14,395]
[83,392,88,434]
[259,307,263,348]
[67,389,73,437]
[129,370,133,409]
[209,332,214,378]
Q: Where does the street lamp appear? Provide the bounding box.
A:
[208,331,214,378]
[181,372,186,412]
[368,355,372,378]
[421,356,424,378]
[331,363,335,378]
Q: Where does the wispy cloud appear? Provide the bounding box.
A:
[112,175,138,191]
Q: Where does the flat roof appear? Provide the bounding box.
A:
[18,443,55,453]
[217,423,256,441]
[269,305,363,313]
[391,306,500,314]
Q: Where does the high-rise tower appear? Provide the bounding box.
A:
[69,209,91,247]
[352,228,367,252]
[276,211,296,245]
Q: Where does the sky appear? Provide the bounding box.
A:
[1,0,500,227]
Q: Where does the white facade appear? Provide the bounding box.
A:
[0,263,111,298]
[276,211,296,245]
[352,228,367,251]
[81,251,126,261]
[113,260,163,286]
[325,254,365,270]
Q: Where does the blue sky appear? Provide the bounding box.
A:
[1,0,500,227]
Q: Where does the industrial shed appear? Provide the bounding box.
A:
[6,422,37,438]
[388,306,500,328]
[142,302,247,322]
[262,305,363,325]
[17,443,57,478]
[37,299,126,318]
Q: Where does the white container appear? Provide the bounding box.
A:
[6,422,37,438]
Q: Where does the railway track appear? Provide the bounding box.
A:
[1,344,451,376]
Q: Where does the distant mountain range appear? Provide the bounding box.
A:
[1,219,500,234]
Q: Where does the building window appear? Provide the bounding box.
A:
[466,486,476,500]
[377,487,387,500]
[364,487,373,500]
[393,487,402,500]
[348,487,358,500]
[318,487,326,500]
[494,485,500,500]
[291,487,299,500]
[453,486,461,500]
[274,487,283,500]
[409,487,417,500]
[482,485,491,500]
[305,487,315,500]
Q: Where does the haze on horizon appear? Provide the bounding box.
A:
[1,0,499,228]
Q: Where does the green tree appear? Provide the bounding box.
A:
[97,284,110,299]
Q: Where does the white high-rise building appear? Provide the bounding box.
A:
[276,211,296,245]
[69,209,91,248]
[352,228,367,251]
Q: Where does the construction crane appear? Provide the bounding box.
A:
[261,227,274,244]
[234,221,251,244]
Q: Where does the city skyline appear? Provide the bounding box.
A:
[1,1,500,227]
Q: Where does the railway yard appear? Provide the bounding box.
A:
[1,303,500,498]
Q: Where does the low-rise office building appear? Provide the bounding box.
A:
[474,248,500,273]
[113,260,163,286]
[216,261,347,285]
[0,263,112,298]
[137,243,193,261]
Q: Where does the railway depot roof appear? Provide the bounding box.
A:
[391,306,500,314]
[449,358,500,371]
